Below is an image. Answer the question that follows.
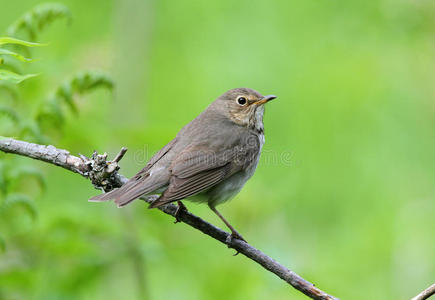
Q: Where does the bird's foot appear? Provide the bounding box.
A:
[225,231,247,256]
[173,201,188,224]
[230,231,247,243]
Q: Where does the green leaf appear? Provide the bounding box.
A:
[0,69,37,84]
[0,37,45,47]
[34,71,113,137]
[57,83,77,114]
[54,71,114,114]
[0,193,37,220]
[7,3,72,41]
[0,48,35,62]
[70,71,114,92]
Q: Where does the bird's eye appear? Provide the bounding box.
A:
[237,96,247,106]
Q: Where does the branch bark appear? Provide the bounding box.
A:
[411,284,435,300]
[0,137,338,300]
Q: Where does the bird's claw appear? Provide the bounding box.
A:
[230,232,247,243]
[225,232,247,255]
[173,201,188,224]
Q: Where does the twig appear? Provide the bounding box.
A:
[412,284,435,300]
[0,137,339,300]
[112,147,128,163]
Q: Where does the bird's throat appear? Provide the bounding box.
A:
[228,105,265,134]
[251,105,265,134]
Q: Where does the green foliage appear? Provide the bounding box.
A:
[36,70,113,133]
[0,37,44,84]
[0,69,37,84]
[1,1,435,300]
[8,166,47,193]
[7,3,71,41]
[0,48,35,62]
[0,83,19,101]
[0,161,6,194]
[0,235,5,252]
[0,193,37,220]
[56,71,113,114]
[0,7,113,297]
[0,106,20,124]
[0,4,113,138]
[0,37,45,47]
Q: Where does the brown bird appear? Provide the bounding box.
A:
[89,88,276,241]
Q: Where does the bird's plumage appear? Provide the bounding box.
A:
[89,88,274,214]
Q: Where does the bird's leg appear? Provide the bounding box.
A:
[174,200,188,224]
[208,204,247,243]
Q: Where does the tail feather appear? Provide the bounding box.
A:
[114,183,159,207]
[89,171,170,207]
[88,177,144,203]
[88,188,122,202]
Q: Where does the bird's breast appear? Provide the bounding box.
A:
[206,132,264,206]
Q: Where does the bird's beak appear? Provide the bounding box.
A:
[255,95,277,106]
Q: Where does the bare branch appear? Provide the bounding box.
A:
[0,137,339,300]
[112,147,128,163]
[411,284,435,300]
[0,138,88,175]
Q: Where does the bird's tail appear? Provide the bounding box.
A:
[89,172,168,207]
[88,188,121,202]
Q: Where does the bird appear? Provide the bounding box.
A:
[89,88,276,241]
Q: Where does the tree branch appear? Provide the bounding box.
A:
[0,137,339,300]
[411,284,435,300]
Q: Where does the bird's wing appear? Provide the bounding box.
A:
[89,137,177,205]
[149,134,260,208]
[150,163,232,207]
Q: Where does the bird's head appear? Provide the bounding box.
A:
[214,88,276,131]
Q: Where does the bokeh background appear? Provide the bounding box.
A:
[1,0,435,299]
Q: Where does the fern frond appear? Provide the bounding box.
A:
[0,57,23,75]
[7,3,72,41]
[34,71,113,136]
[56,82,76,114]
[0,69,37,84]
[0,37,45,47]
[55,70,114,114]
[0,48,35,62]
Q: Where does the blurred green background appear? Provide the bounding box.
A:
[1,0,435,299]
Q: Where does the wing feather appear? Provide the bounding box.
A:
[149,132,261,208]
[148,163,230,207]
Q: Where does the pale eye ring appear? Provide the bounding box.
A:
[237,96,247,106]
